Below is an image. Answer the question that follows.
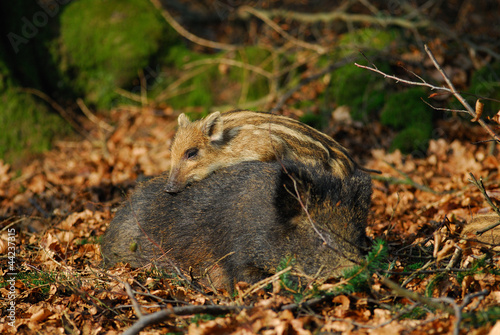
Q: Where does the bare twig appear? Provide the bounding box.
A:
[237,7,431,29]
[355,45,500,144]
[149,0,238,51]
[125,282,144,318]
[236,266,293,303]
[123,304,249,335]
[19,88,90,139]
[184,58,273,79]
[76,98,114,132]
[354,62,451,92]
[379,276,454,314]
[434,290,489,335]
[424,45,500,143]
[272,57,353,112]
[238,6,326,54]
[468,173,500,235]
[373,161,444,194]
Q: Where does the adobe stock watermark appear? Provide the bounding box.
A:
[7,0,73,53]
[6,228,17,328]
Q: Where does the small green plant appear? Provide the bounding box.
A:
[399,305,428,320]
[463,306,500,329]
[190,314,218,324]
[341,239,389,293]
[277,255,298,292]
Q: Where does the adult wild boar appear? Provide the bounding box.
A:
[101,160,372,290]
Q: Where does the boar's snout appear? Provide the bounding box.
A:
[165,170,183,193]
[164,180,182,193]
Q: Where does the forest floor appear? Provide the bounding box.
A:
[0,101,499,334]
[1,1,500,334]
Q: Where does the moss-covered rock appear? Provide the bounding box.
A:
[380,87,432,153]
[0,85,69,164]
[58,0,177,109]
[390,124,432,154]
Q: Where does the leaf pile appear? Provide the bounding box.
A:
[0,103,499,334]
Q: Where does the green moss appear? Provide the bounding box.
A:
[338,28,398,57]
[157,45,218,111]
[341,239,388,293]
[0,87,69,164]
[381,88,432,129]
[390,124,432,153]
[380,87,433,153]
[330,64,388,121]
[0,52,69,164]
[59,0,175,109]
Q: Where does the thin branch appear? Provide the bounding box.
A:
[237,7,431,29]
[123,305,249,335]
[354,62,451,92]
[420,98,469,114]
[125,283,144,318]
[468,173,500,235]
[76,98,114,132]
[238,6,326,54]
[272,57,353,112]
[236,266,293,303]
[149,0,238,51]
[183,58,273,79]
[379,276,455,314]
[19,88,90,140]
[355,46,500,144]
[424,45,500,143]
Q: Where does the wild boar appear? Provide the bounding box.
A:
[101,160,372,290]
[165,110,360,193]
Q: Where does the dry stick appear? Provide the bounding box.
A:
[423,45,500,144]
[149,0,238,51]
[355,47,500,145]
[468,173,500,235]
[237,6,431,29]
[434,290,490,335]
[237,266,293,303]
[125,282,144,318]
[156,66,208,101]
[381,275,490,335]
[238,6,326,54]
[184,58,273,79]
[373,161,443,194]
[379,276,455,314]
[76,98,114,132]
[19,88,90,140]
[272,57,353,112]
[122,304,249,335]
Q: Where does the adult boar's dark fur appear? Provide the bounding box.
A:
[101,160,372,290]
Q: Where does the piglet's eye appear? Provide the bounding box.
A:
[184,148,199,159]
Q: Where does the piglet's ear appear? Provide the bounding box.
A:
[178,113,191,128]
[202,111,223,142]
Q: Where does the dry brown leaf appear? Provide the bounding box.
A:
[472,99,484,122]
